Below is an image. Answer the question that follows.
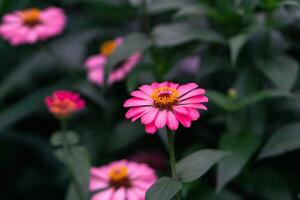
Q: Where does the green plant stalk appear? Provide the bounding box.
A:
[140,0,149,34]
[167,129,182,200]
[60,119,86,200]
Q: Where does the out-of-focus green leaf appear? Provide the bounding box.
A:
[259,122,300,158]
[0,79,72,134]
[208,89,292,112]
[146,0,190,14]
[104,32,151,84]
[146,177,182,200]
[255,55,298,90]
[65,182,82,200]
[55,145,90,200]
[173,4,209,18]
[153,22,225,47]
[107,120,144,151]
[217,132,261,191]
[241,169,292,200]
[176,150,228,182]
[76,81,109,109]
[0,30,99,102]
[229,34,248,65]
[51,131,80,147]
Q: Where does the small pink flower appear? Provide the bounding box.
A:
[44,90,85,119]
[124,82,208,134]
[84,37,141,86]
[0,7,66,45]
[90,160,156,200]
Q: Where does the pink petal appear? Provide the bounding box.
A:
[126,188,140,200]
[139,85,154,95]
[154,110,167,129]
[89,176,108,191]
[130,90,152,101]
[177,83,198,96]
[167,111,179,130]
[141,108,159,124]
[123,98,153,107]
[187,108,200,120]
[182,103,208,110]
[111,188,126,199]
[125,107,150,119]
[173,106,189,115]
[91,188,114,200]
[174,112,192,128]
[179,88,206,100]
[145,122,157,134]
[179,96,208,105]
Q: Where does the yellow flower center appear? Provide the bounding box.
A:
[50,99,77,118]
[151,86,179,110]
[108,165,129,186]
[100,40,117,57]
[21,8,41,26]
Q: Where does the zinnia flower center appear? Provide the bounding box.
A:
[108,165,131,188]
[50,99,78,118]
[21,8,41,26]
[100,40,117,57]
[151,86,179,110]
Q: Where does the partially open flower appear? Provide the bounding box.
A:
[84,37,141,86]
[44,90,85,119]
[0,7,66,45]
[124,82,208,134]
[90,160,156,200]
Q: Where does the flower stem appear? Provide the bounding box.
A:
[140,0,149,34]
[167,129,181,200]
[60,119,86,200]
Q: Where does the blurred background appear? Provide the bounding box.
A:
[1,0,300,199]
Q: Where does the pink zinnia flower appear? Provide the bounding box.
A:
[124,82,208,134]
[44,90,85,119]
[84,37,141,86]
[0,7,66,45]
[90,160,156,200]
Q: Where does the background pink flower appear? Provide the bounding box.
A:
[90,160,156,200]
[84,37,141,86]
[0,7,66,45]
[124,82,208,134]
[45,90,85,119]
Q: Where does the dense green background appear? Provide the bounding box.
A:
[1,0,300,199]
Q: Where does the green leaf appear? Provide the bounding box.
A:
[51,131,80,147]
[240,169,292,200]
[153,22,225,47]
[0,30,98,102]
[146,177,182,200]
[255,55,298,90]
[217,132,262,191]
[206,90,233,110]
[107,121,144,151]
[146,0,189,14]
[76,81,109,109]
[104,32,151,84]
[176,150,228,182]
[55,145,90,199]
[259,122,300,158]
[65,182,82,200]
[0,79,72,134]
[229,34,248,66]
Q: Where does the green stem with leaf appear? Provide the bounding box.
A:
[60,119,86,200]
[167,129,182,200]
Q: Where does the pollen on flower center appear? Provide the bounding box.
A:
[151,86,179,110]
[100,40,117,57]
[21,8,41,26]
[108,165,130,188]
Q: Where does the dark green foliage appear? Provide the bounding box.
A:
[1,0,300,199]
